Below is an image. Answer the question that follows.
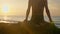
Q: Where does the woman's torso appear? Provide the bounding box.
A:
[30,0,45,22]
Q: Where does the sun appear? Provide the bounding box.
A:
[2,4,9,13]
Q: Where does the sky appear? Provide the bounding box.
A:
[0,0,60,16]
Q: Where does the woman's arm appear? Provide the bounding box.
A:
[44,0,53,22]
[25,0,32,21]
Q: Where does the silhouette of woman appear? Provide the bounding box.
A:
[25,0,53,25]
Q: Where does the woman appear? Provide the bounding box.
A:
[25,0,53,25]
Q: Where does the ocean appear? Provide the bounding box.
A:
[0,16,60,28]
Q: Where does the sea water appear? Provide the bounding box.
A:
[0,16,60,28]
[44,16,60,28]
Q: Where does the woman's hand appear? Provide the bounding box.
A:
[49,19,53,23]
[50,20,54,24]
[24,18,28,23]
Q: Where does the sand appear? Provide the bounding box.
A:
[0,21,60,34]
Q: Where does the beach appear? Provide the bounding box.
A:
[0,16,60,34]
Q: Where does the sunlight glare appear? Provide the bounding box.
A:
[2,4,9,13]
